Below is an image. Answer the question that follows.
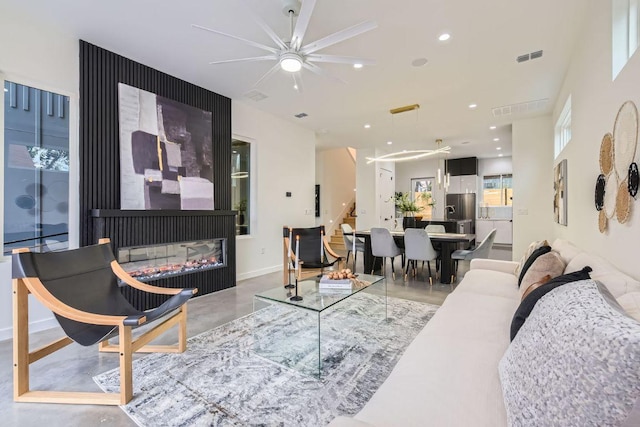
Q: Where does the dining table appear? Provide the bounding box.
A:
[353,229,476,284]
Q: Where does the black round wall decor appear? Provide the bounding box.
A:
[595,174,606,211]
[628,162,639,197]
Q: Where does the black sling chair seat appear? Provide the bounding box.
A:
[283,225,345,284]
[11,238,197,405]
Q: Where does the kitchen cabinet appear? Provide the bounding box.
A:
[476,219,512,245]
[447,175,477,193]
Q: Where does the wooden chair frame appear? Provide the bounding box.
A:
[12,238,197,406]
[282,226,345,284]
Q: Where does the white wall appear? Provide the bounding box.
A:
[315,148,356,236]
[0,7,81,340]
[548,0,640,279]
[232,101,316,281]
[512,116,554,259]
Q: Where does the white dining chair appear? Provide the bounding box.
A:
[370,227,404,279]
[403,228,439,285]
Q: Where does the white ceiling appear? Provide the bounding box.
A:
[6,0,587,159]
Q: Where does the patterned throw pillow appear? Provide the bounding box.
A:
[518,251,566,298]
[500,280,640,427]
[517,245,552,287]
[514,240,549,278]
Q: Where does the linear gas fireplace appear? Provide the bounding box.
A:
[117,239,227,282]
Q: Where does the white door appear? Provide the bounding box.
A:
[379,168,396,230]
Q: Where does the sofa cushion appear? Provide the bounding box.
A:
[518,251,566,298]
[500,280,640,427]
[517,245,551,286]
[550,238,582,265]
[454,269,519,300]
[514,240,549,278]
[510,267,592,341]
[565,252,640,300]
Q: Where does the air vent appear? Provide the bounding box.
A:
[492,98,548,117]
[516,49,543,63]
[244,89,268,101]
[294,112,308,118]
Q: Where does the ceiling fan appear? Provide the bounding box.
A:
[192,0,377,92]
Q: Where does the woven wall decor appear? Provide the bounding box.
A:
[600,133,614,175]
[613,101,638,178]
[603,173,618,219]
[598,210,607,233]
[616,179,632,223]
[629,162,639,197]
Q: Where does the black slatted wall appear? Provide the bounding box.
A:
[79,40,235,308]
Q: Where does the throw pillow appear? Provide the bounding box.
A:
[521,274,552,301]
[517,245,552,287]
[500,280,640,427]
[514,239,549,277]
[510,266,592,341]
[518,251,566,298]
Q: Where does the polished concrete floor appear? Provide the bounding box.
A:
[0,246,511,427]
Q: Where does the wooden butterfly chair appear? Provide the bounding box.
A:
[282,226,345,284]
[11,238,197,405]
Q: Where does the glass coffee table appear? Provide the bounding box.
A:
[252,273,385,378]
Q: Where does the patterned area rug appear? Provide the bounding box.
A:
[94,293,438,426]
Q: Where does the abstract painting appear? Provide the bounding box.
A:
[554,159,568,225]
[118,83,214,210]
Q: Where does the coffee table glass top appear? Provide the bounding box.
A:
[255,273,384,313]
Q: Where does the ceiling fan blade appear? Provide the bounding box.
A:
[292,72,304,93]
[291,0,317,50]
[253,63,282,88]
[209,55,277,65]
[302,62,347,85]
[239,0,288,50]
[300,21,378,55]
[192,24,279,54]
[306,54,375,66]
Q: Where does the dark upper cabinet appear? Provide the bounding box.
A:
[446,157,478,176]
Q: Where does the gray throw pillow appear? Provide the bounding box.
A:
[499,280,640,426]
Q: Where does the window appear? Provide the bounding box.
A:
[554,95,571,158]
[3,81,70,254]
[613,0,640,79]
[410,177,435,219]
[231,139,251,235]
[482,174,512,206]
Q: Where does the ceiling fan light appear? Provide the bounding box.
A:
[280,54,302,72]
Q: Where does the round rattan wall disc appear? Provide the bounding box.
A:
[598,210,607,233]
[613,100,638,178]
[616,179,632,224]
[603,174,618,219]
[600,133,614,175]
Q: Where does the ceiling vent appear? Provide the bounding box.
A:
[492,98,548,117]
[244,90,268,101]
[294,112,308,118]
[516,49,543,63]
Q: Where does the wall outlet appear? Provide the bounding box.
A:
[360,209,367,214]
[260,248,265,254]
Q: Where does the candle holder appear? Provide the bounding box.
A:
[284,269,295,289]
[290,279,303,301]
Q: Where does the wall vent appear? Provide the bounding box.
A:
[530,50,543,60]
[516,49,543,63]
[294,112,308,118]
[244,90,268,101]
[492,98,548,117]
[517,54,530,63]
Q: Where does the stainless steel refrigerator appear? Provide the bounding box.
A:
[445,193,476,233]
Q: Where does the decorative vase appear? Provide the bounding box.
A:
[402,216,417,229]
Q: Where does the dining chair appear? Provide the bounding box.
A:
[370,227,404,279]
[450,228,497,282]
[403,228,439,285]
[425,224,446,233]
[341,223,365,271]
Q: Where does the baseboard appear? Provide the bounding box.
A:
[236,264,282,282]
[0,316,58,342]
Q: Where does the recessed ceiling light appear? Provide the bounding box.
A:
[364,124,371,129]
[353,63,363,69]
[411,57,428,67]
[387,141,393,145]
[438,33,451,41]
[468,103,477,109]
[493,137,500,141]
[461,141,470,145]
[293,84,298,90]
[489,126,497,130]
[496,147,502,150]
[498,153,504,157]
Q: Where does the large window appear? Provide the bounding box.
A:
[3,81,70,254]
[613,0,640,79]
[483,174,512,206]
[231,139,251,235]
[554,95,572,158]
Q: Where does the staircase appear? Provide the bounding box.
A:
[329,204,356,250]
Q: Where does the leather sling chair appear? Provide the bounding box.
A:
[11,238,197,405]
[283,226,344,285]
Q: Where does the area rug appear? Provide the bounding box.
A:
[94,293,438,426]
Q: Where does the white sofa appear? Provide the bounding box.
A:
[329,239,640,427]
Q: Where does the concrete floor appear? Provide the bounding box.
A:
[0,246,511,427]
